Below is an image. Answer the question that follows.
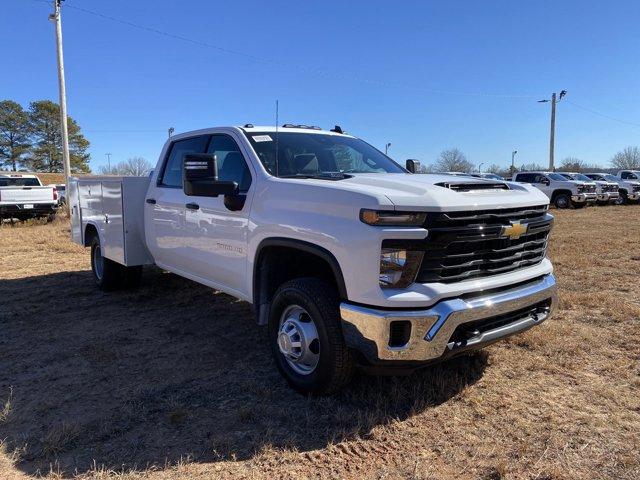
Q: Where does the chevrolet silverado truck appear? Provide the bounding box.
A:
[69,125,557,394]
[512,171,597,208]
[585,172,639,205]
[614,170,640,204]
[558,172,619,205]
[0,173,58,220]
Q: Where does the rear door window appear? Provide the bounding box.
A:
[159,135,209,187]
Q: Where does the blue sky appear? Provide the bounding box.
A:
[3,0,639,171]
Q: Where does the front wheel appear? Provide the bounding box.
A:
[268,278,354,395]
[554,193,571,209]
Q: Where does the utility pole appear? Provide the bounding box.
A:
[478,162,484,173]
[105,153,112,172]
[539,90,566,171]
[511,150,518,174]
[49,0,71,187]
[168,127,175,138]
[385,143,391,155]
[549,92,556,171]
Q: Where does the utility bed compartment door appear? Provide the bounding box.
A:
[101,180,126,264]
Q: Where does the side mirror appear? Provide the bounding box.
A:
[183,153,238,197]
[406,159,421,173]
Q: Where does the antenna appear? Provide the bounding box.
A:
[275,100,279,177]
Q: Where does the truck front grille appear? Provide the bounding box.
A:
[383,205,553,284]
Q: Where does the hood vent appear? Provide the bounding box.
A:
[435,182,510,192]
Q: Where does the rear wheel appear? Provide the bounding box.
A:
[268,278,354,395]
[553,193,571,209]
[90,236,142,290]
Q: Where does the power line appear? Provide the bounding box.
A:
[32,0,543,99]
[565,100,640,128]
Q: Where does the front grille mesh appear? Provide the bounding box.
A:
[384,205,553,284]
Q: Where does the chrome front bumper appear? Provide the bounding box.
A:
[628,192,640,201]
[571,193,597,203]
[340,274,557,364]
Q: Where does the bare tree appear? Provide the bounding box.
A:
[434,148,473,173]
[611,146,640,169]
[485,164,502,174]
[99,157,153,176]
[519,163,546,172]
[560,156,586,172]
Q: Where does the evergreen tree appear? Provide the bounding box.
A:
[27,100,91,173]
[0,100,31,171]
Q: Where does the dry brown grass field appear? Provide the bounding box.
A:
[0,207,638,479]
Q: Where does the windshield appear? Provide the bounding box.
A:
[569,173,593,182]
[548,173,567,181]
[0,177,40,187]
[245,131,405,177]
[604,174,619,182]
[482,173,503,180]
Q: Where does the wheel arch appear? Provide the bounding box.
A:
[253,238,348,325]
[551,189,572,200]
[83,222,101,246]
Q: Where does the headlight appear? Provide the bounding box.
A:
[379,248,424,288]
[361,209,426,227]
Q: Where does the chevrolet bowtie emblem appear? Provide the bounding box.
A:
[501,221,528,239]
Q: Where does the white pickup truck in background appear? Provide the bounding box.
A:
[512,171,597,208]
[0,174,58,220]
[70,124,557,394]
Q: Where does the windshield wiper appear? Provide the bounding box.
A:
[279,172,348,181]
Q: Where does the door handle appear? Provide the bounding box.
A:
[186,202,200,210]
[146,198,156,204]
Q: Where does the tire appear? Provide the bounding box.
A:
[268,277,354,395]
[553,193,571,209]
[90,236,142,291]
[619,190,629,205]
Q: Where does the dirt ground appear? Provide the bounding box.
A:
[0,207,638,479]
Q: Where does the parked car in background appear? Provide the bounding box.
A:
[615,171,640,204]
[558,172,619,205]
[470,172,505,181]
[512,171,597,209]
[585,172,640,205]
[49,183,67,205]
[0,174,58,220]
[68,124,557,394]
[439,171,474,177]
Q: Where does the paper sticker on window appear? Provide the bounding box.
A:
[252,135,272,142]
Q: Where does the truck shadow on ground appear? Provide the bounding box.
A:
[0,268,488,477]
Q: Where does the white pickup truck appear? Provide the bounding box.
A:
[512,171,597,208]
[614,170,640,204]
[557,172,619,205]
[0,173,58,220]
[70,125,557,394]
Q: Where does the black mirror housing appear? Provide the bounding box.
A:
[406,159,421,173]
[183,153,239,197]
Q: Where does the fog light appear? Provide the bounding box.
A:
[379,249,424,288]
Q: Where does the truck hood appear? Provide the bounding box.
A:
[335,173,549,211]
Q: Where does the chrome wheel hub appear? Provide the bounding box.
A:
[93,244,104,280]
[277,305,320,375]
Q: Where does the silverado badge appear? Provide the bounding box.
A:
[501,221,528,240]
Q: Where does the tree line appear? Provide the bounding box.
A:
[0,99,92,173]
[421,146,640,176]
